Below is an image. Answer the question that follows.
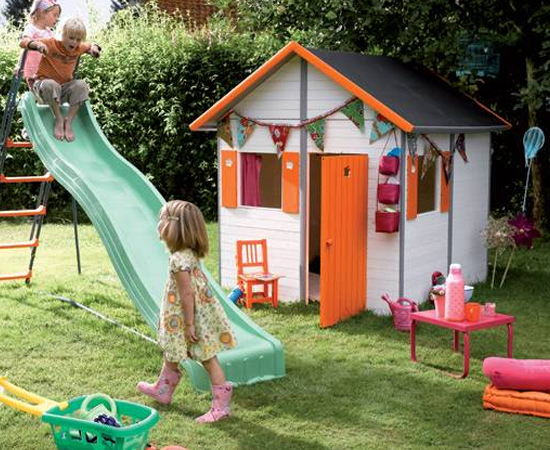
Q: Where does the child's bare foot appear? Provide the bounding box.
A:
[64,119,75,142]
[54,119,64,140]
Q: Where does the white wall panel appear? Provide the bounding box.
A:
[219,207,301,301]
[402,134,450,305]
[451,133,490,283]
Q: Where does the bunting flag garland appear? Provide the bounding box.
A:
[220,97,365,155]
[217,114,234,148]
[369,113,394,144]
[341,99,365,132]
[420,134,456,182]
[306,118,325,151]
[455,133,468,162]
[420,144,438,180]
[406,133,418,172]
[441,152,453,184]
[269,125,290,158]
[237,117,256,148]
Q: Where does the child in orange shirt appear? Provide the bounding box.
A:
[20,18,100,142]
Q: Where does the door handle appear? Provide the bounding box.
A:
[326,239,333,246]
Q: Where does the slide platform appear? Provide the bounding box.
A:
[19,93,285,391]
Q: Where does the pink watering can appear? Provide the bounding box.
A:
[381,293,418,332]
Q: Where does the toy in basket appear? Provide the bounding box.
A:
[381,293,418,331]
[0,376,159,450]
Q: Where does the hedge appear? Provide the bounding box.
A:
[0,6,282,221]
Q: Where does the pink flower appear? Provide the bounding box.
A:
[509,214,540,249]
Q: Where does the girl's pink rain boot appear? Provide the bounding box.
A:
[195,382,233,423]
[137,363,181,405]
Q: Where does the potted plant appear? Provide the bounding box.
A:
[483,214,540,288]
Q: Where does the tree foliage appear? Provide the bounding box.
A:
[2,0,32,27]
[0,6,280,221]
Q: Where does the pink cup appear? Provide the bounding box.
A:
[431,293,445,318]
[483,302,496,317]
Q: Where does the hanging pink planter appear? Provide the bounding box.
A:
[377,183,400,204]
[379,156,400,176]
[375,211,400,233]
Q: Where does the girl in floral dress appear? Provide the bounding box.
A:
[137,200,237,423]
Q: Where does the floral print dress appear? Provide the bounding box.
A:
[158,249,237,363]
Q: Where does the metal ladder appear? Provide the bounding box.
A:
[0,50,81,283]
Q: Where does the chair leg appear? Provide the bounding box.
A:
[272,281,278,308]
[245,281,253,308]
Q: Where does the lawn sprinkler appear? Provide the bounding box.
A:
[0,376,159,450]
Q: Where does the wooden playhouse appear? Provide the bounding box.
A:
[190,42,510,327]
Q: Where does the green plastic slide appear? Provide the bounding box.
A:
[19,93,285,391]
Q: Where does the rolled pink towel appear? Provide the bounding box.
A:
[483,357,550,391]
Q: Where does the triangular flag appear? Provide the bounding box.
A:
[441,152,453,184]
[217,114,233,148]
[269,125,290,158]
[407,133,418,172]
[369,113,394,144]
[341,99,365,132]
[455,133,468,162]
[420,144,438,180]
[237,117,256,148]
[306,118,325,151]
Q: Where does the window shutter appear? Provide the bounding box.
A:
[406,155,418,220]
[282,152,300,213]
[440,151,451,213]
[221,150,238,208]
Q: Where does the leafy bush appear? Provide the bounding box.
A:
[0,5,281,220]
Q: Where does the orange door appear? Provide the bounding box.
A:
[320,155,368,328]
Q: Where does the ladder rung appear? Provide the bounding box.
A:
[0,205,46,217]
[0,238,39,250]
[5,139,32,148]
[0,271,32,282]
[0,173,54,183]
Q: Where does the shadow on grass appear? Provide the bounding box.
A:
[242,301,320,318]
[203,416,332,450]
[226,357,488,445]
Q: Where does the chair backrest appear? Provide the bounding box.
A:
[236,239,269,275]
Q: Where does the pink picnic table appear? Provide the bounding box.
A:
[410,310,515,378]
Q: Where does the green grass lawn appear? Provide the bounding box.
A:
[1,221,550,450]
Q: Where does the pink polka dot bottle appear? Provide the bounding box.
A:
[444,263,465,321]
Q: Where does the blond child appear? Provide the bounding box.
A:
[21,0,61,81]
[137,200,237,423]
[19,18,101,142]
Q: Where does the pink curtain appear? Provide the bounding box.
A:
[241,153,262,206]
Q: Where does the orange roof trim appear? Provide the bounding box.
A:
[429,70,512,130]
[189,41,414,132]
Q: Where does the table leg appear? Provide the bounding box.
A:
[453,330,460,352]
[411,319,417,362]
[461,332,470,378]
[507,323,514,358]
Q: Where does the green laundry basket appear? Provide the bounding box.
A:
[42,395,159,450]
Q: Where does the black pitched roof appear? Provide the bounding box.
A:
[307,48,510,133]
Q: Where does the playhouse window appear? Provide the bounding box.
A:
[241,153,282,208]
[417,155,437,214]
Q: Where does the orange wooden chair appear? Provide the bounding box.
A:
[236,239,280,308]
